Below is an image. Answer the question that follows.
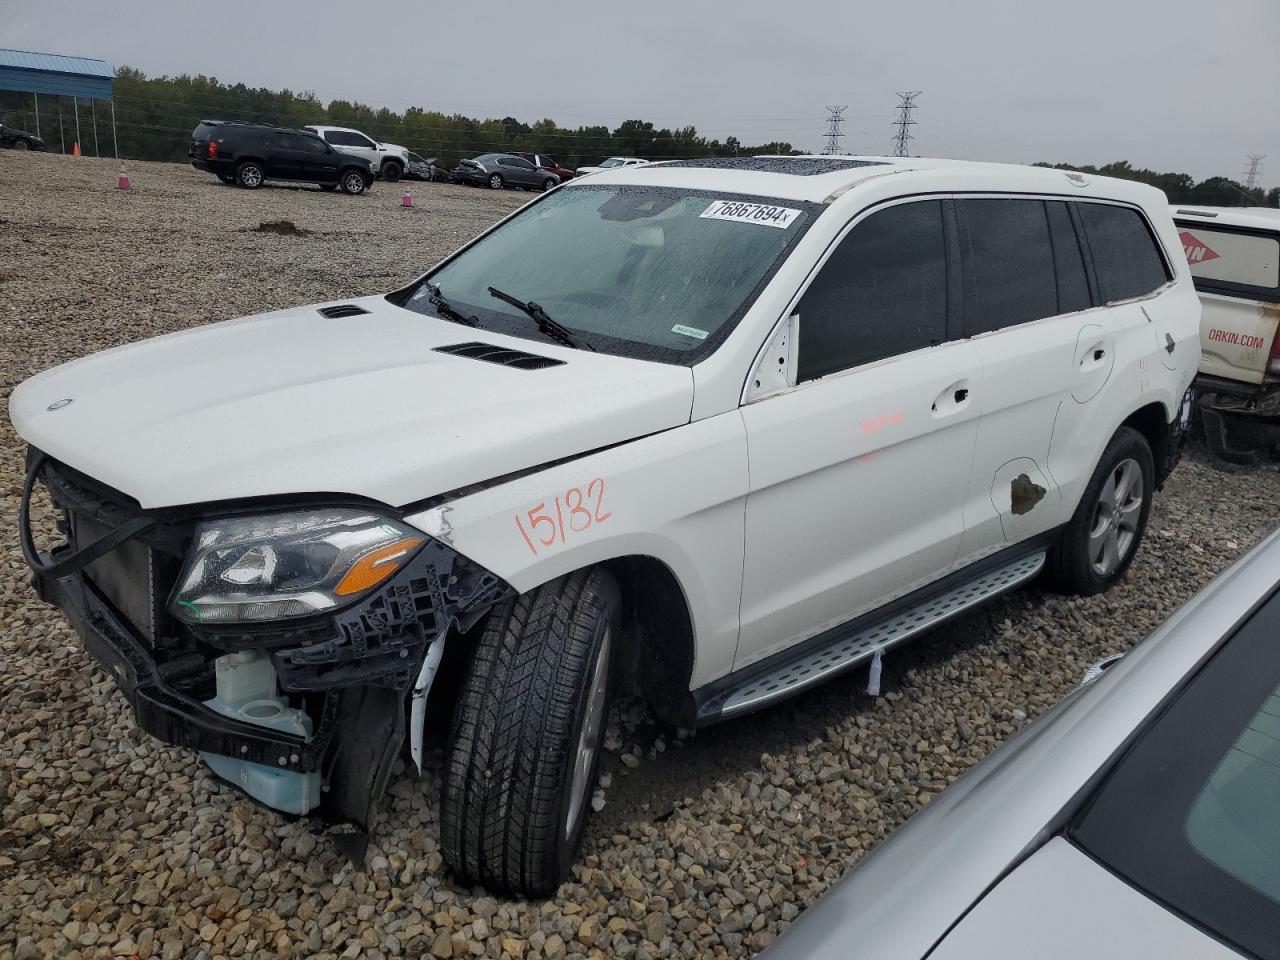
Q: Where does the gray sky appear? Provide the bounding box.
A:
[6,0,1279,184]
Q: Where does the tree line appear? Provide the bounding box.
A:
[0,67,1275,206]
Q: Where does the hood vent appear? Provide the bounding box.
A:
[317,304,370,319]
[434,341,565,370]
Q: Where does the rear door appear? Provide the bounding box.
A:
[952,197,1105,559]
[1175,220,1280,384]
[737,198,982,669]
[501,156,538,186]
[264,133,302,179]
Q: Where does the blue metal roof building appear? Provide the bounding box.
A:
[0,48,114,100]
[0,48,118,155]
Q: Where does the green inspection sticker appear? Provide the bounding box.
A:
[671,324,709,340]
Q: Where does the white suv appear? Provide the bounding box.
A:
[11,155,1199,897]
[303,124,411,181]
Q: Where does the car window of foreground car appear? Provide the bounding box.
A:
[1071,585,1280,959]
[400,185,817,363]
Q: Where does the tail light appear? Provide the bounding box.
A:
[208,140,218,159]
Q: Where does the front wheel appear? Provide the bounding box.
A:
[541,178,556,192]
[12,139,29,151]
[441,567,619,897]
[340,170,368,194]
[381,161,403,182]
[1046,426,1154,596]
[488,173,504,190]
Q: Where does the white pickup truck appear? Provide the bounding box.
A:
[303,125,412,182]
[1173,206,1280,461]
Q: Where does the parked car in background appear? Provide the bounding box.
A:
[511,151,575,182]
[0,121,46,151]
[575,156,648,175]
[404,152,449,182]
[303,125,411,182]
[11,155,1197,899]
[762,524,1280,960]
[453,153,559,191]
[189,120,374,194]
[1172,205,1280,463]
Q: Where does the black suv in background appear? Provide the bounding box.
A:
[189,120,374,194]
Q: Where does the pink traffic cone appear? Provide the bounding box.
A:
[401,191,413,208]
[117,164,131,190]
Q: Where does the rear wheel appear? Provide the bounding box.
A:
[1046,426,1154,595]
[235,161,264,189]
[13,139,29,151]
[441,567,619,897]
[381,161,403,182]
[340,170,368,195]
[488,173,504,190]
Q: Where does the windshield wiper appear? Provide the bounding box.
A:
[425,283,478,328]
[487,286,596,352]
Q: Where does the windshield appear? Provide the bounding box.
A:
[1072,585,1280,958]
[400,184,815,363]
[599,158,625,168]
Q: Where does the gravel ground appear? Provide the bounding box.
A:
[3,153,1280,960]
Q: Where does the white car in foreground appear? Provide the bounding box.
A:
[762,525,1280,960]
[11,155,1198,897]
[575,155,648,175]
[303,124,411,181]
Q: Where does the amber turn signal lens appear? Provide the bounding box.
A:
[334,537,424,596]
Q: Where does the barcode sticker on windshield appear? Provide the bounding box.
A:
[700,200,800,229]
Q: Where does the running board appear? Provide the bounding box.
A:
[708,551,1047,721]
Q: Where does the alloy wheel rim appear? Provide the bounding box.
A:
[345,174,362,192]
[1089,457,1143,576]
[490,175,501,188]
[566,626,611,841]
[244,167,261,186]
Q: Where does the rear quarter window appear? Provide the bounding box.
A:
[1078,203,1171,302]
[193,122,219,140]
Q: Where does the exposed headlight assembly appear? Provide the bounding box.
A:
[170,509,424,624]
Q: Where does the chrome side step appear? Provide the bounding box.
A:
[718,551,1046,718]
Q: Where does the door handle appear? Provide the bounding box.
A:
[954,388,969,403]
[932,381,972,416]
[1093,348,1105,362]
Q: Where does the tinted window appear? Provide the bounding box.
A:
[1079,203,1170,302]
[1072,587,1280,959]
[956,198,1058,334]
[299,136,329,155]
[273,133,302,150]
[797,200,947,381]
[1047,201,1093,313]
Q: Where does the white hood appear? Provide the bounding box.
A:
[9,296,694,509]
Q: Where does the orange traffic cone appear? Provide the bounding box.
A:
[401,191,413,208]
[117,164,131,190]
[72,141,81,157]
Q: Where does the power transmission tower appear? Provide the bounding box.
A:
[891,91,921,157]
[822,106,847,155]
[1243,154,1265,191]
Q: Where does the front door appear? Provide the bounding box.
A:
[737,199,982,670]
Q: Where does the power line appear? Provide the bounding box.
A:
[1243,154,1265,191]
[891,92,921,158]
[822,106,847,156]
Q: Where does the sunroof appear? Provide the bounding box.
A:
[652,157,888,176]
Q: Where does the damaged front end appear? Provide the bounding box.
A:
[20,449,511,862]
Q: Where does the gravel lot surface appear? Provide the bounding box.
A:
[3,153,1280,960]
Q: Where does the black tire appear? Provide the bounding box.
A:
[441,567,620,897]
[12,139,30,151]
[339,170,368,195]
[381,161,403,182]
[488,173,504,190]
[217,174,236,185]
[235,161,264,189]
[319,183,337,192]
[541,178,556,192]
[1045,426,1154,596]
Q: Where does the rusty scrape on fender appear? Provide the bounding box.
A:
[1010,473,1046,515]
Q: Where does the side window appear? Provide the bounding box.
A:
[273,133,301,151]
[1078,203,1171,302]
[1175,224,1280,300]
[350,133,375,148]
[1046,201,1092,314]
[322,131,344,145]
[797,200,947,382]
[956,198,1058,334]
[300,136,329,154]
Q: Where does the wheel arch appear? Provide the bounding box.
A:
[1120,400,1177,488]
